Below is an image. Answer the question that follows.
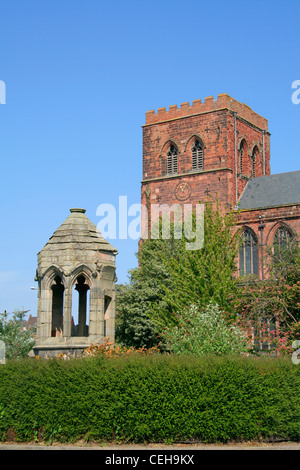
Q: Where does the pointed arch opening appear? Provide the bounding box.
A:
[51,275,64,337]
[239,139,248,175]
[71,274,90,337]
[251,146,259,178]
[273,225,294,252]
[192,139,204,170]
[166,144,178,175]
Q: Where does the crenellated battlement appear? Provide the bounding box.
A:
[145,93,268,131]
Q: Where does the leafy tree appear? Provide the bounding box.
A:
[148,199,241,329]
[116,199,241,346]
[115,280,162,349]
[162,302,248,356]
[115,238,174,348]
[0,309,36,359]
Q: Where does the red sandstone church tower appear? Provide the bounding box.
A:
[141,93,300,280]
[141,93,270,216]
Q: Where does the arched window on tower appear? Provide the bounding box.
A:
[192,140,204,170]
[239,139,248,175]
[251,150,256,178]
[239,229,258,276]
[251,146,259,178]
[239,141,244,174]
[167,145,178,175]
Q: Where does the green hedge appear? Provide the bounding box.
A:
[0,355,300,443]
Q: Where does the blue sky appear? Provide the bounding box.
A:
[0,0,299,317]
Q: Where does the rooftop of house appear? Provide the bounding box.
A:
[21,314,37,329]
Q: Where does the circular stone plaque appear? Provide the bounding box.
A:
[174,181,191,201]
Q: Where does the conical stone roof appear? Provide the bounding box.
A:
[39,208,117,254]
[37,208,118,279]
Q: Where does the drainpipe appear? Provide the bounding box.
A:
[258,216,266,280]
[234,112,238,206]
[262,130,265,176]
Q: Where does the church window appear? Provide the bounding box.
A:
[167,145,178,175]
[192,140,204,170]
[240,143,244,174]
[273,226,293,252]
[239,139,248,175]
[239,229,258,276]
[251,150,256,177]
[251,146,259,178]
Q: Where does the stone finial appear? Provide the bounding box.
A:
[70,208,86,213]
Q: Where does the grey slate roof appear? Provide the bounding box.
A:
[238,170,300,210]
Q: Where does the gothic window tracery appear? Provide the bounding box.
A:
[273,226,293,251]
[239,229,258,276]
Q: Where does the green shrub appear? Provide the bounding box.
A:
[0,309,36,359]
[0,355,299,444]
[162,303,248,356]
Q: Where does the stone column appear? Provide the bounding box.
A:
[77,284,89,336]
[63,286,72,338]
[89,281,104,337]
[38,281,52,340]
[104,291,115,342]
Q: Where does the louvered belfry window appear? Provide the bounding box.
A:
[167,145,178,174]
[192,140,203,170]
